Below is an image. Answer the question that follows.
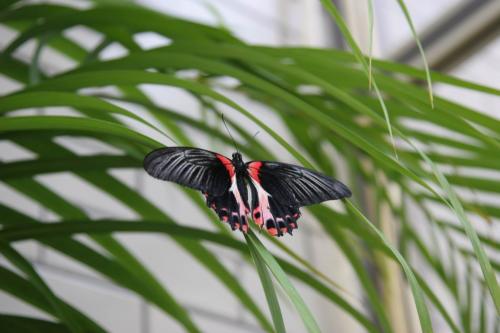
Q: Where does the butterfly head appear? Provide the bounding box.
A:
[231,152,244,168]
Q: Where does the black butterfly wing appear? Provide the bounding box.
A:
[247,161,351,236]
[144,147,250,232]
[249,161,352,206]
[143,147,233,196]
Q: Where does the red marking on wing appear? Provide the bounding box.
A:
[247,161,263,183]
[216,154,235,178]
[253,209,263,226]
[267,227,277,236]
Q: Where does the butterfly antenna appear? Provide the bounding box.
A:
[221,114,239,153]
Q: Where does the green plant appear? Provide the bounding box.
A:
[0,1,499,333]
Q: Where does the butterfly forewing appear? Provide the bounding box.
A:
[248,161,351,206]
[143,147,231,195]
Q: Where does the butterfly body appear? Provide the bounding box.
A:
[144,147,351,237]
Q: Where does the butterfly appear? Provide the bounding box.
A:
[143,147,352,236]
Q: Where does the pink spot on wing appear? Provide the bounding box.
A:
[253,209,263,226]
[267,227,277,236]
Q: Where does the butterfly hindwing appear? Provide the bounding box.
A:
[205,185,249,232]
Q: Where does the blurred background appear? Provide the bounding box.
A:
[0,0,499,332]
